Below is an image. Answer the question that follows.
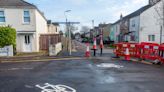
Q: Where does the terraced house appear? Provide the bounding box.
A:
[0,0,48,53]
[110,0,164,44]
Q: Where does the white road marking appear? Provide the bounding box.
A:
[0,67,33,71]
[25,85,33,88]
[36,83,76,92]
[97,63,124,69]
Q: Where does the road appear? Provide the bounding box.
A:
[0,41,164,92]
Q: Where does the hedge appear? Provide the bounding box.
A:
[0,26,16,48]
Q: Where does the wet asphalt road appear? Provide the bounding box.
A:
[0,58,164,92]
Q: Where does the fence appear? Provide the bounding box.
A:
[113,42,164,64]
[39,34,61,51]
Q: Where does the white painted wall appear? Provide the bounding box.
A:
[0,45,13,57]
[140,1,163,43]
[0,8,36,31]
[35,10,48,52]
[115,23,120,43]
[49,42,62,56]
[0,8,37,52]
[47,24,60,34]
[0,8,47,52]
[129,16,140,42]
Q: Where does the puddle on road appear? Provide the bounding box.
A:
[97,63,124,69]
[88,64,116,84]
[97,76,115,84]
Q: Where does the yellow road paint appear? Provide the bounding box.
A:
[1,57,85,63]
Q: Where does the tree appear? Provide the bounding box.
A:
[65,24,78,37]
[80,26,90,34]
[0,26,16,48]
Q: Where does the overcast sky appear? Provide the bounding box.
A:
[27,0,148,29]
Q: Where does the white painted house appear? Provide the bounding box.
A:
[111,0,164,44]
[0,0,48,52]
[47,20,60,34]
[139,0,164,43]
[128,5,150,43]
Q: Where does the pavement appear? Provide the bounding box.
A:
[0,41,164,92]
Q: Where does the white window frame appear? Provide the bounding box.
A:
[0,10,5,23]
[23,10,30,24]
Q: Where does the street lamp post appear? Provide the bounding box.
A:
[64,10,72,55]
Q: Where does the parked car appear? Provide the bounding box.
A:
[81,38,89,43]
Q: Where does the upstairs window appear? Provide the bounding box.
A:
[0,11,5,23]
[132,20,135,27]
[24,10,30,23]
[148,35,155,41]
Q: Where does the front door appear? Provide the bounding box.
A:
[23,35,32,52]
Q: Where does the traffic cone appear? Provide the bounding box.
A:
[124,48,130,61]
[100,38,104,49]
[93,38,97,50]
[85,43,90,57]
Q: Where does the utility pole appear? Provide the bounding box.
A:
[92,20,94,29]
[92,20,95,38]
[68,22,72,55]
[55,21,80,56]
[64,10,72,55]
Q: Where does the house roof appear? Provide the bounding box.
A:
[99,24,108,28]
[123,5,151,20]
[112,5,151,25]
[0,0,47,20]
[0,0,36,9]
[52,23,59,26]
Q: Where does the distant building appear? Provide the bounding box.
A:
[47,20,60,34]
[99,23,111,40]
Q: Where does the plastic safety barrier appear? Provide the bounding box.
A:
[113,42,162,63]
[159,44,164,63]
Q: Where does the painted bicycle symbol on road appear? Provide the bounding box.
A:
[36,83,76,92]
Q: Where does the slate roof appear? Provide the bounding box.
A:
[112,5,151,25]
[123,5,151,20]
[0,0,47,20]
[0,0,36,9]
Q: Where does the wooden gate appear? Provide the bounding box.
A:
[39,34,61,51]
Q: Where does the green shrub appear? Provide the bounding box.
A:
[0,26,16,48]
[109,44,115,48]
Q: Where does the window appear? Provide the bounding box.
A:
[25,35,30,44]
[56,27,58,32]
[24,10,30,23]
[148,35,155,41]
[132,20,135,27]
[0,11,5,23]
